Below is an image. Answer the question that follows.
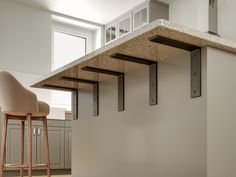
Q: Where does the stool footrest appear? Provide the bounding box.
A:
[4,164,27,168]
[32,163,48,168]
[4,163,48,168]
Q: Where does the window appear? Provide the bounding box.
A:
[53,31,86,70]
[52,31,86,111]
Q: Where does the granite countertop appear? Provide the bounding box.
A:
[31,19,236,90]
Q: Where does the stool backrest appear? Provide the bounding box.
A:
[0,71,39,113]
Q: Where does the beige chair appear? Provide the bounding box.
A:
[0,71,50,177]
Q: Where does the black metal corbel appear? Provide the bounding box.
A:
[71,90,79,119]
[110,53,158,106]
[149,35,201,98]
[43,84,79,119]
[82,66,125,111]
[60,76,99,116]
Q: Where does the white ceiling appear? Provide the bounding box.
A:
[15,0,173,24]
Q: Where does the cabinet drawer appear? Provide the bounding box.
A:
[33,120,65,127]
[65,120,72,128]
[47,120,65,127]
[6,119,65,127]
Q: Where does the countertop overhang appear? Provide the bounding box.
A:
[31,19,236,91]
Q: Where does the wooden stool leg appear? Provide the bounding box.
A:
[0,114,8,177]
[27,114,32,177]
[20,120,25,177]
[43,117,51,177]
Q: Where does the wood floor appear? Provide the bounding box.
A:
[13,175,71,177]
[36,176,71,177]
[12,175,71,177]
[38,176,71,177]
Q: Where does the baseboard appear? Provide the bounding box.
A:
[4,169,71,176]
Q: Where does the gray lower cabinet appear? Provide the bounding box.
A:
[65,128,71,169]
[2,120,71,170]
[6,124,37,165]
[37,126,65,169]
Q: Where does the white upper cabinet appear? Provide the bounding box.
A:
[105,22,117,44]
[105,0,169,45]
[133,4,149,30]
[118,13,132,38]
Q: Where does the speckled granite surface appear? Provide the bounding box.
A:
[32,19,236,90]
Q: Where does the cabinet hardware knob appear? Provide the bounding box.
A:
[33,128,36,135]
[37,128,41,135]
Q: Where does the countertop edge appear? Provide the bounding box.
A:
[31,19,236,87]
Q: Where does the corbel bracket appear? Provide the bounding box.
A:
[60,76,99,116]
[111,53,158,105]
[82,66,125,111]
[149,35,201,98]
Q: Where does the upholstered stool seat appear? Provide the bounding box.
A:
[0,71,51,177]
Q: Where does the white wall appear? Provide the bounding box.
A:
[218,0,236,42]
[169,0,209,32]
[169,0,236,42]
[0,0,100,117]
[72,51,207,177]
[0,0,54,117]
[207,47,236,177]
[0,0,51,75]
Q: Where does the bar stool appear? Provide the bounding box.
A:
[0,71,51,177]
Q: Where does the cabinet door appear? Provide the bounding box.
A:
[37,126,65,169]
[65,128,71,169]
[6,124,37,165]
[133,4,149,30]
[118,14,132,38]
[105,22,117,44]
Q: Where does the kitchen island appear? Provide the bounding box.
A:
[32,19,236,177]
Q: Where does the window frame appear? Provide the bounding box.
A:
[51,22,89,71]
[52,30,87,70]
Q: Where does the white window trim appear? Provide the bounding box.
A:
[52,30,87,70]
[51,21,96,70]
